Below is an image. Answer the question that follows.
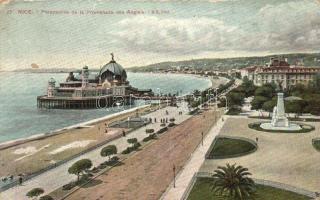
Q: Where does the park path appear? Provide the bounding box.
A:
[0,103,191,200]
[161,115,227,200]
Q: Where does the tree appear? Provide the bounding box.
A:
[145,129,155,134]
[169,118,175,123]
[39,195,54,200]
[211,163,256,200]
[26,188,44,200]
[100,145,117,161]
[255,84,275,98]
[68,159,92,182]
[127,138,138,147]
[285,101,303,115]
[227,92,245,107]
[251,96,268,110]
[262,100,276,113]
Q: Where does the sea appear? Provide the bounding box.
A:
[0,72,218,143]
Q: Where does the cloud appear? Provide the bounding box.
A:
[113,16,238,55]
[251,1,320,51]
[112,0,320,56]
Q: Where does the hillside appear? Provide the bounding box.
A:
[128,53,320,72]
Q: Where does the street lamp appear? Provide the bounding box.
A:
[215,88,218,110]
[173,164,176,188]
[156,88,161,109]
[220,96,228,112]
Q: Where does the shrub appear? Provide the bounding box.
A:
[145,129,155,134]
[133,142,141,149]
[169,118,175,122]
[40,195,54,200]
[160,123,166,127]
[26,188,44,199]
[122,147,131,154]
[142,133,157,142]
[62,182,76,190]
[157,127,168,134]
[168,123,175,127]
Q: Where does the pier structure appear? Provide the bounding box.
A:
[37,53,154,109]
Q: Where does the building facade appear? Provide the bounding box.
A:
[241,57,320,89]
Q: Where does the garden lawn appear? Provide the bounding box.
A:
[312,139,320,151]
[207,137,256,159]
[187,178,311,200]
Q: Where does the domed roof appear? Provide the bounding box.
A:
[99,53,127,80]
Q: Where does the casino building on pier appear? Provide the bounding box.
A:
[37,54,153,109]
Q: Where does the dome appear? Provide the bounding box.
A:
[100,62,126,77]
[48,77,56,84]
[99,53,127,83]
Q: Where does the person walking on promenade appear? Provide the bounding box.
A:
[18,176,23,185]
[122,130,126,137]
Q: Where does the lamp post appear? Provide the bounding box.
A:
[201,132,204,146]
[215,88,218,110]
[221,96,228,112]
[173,164,176,188]
[156,88,161,109]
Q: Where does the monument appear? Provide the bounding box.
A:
[260,93,301,131]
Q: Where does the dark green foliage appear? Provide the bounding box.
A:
[26,188,44,198]
[68,159,92,181]
[122,139,141,154]
[187,177,311,200]
[168,122,176,127]
[211,164,256,200]
[143,133,157,142]
[39,195,54,200]
[248,122,314,133]
[157,127,168,134]
[226,107,241,115]
[312,139,320,151]
[207,137,257,159]
[169,118,176,122]
[262,100,276,112]
[127,138,138,145]
[62,182,76,190]
[251,96,269,110]
[100,145,117,161]
[189,108,200,115]
[145,129,155,134]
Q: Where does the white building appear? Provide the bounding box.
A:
[241,57,320,89]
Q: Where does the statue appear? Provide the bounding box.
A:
[111,53,114,61]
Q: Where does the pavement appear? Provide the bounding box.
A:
[0,103,191,200]
[161,114,227,200]
[200,116,320,194]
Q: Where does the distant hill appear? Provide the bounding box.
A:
[128,53,320,72]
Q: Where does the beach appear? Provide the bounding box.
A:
[0,104,156,178]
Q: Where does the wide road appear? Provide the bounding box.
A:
[65,109,221,200]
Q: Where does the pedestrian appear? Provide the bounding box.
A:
[256,137,259,143]
[122,130,126,137]
[18,176,23,185]
[166,118,168,123]
[105,128,108,133]
[154,118,157,123]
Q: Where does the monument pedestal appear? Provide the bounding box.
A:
[260,92,301,131]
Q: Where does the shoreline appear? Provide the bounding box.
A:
[0,105,149,150]
[0,73,226,149]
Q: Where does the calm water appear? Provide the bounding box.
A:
[0,72,212,143]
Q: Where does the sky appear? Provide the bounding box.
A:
[0,0,320,70]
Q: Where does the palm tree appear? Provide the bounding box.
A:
[211,163,256,200]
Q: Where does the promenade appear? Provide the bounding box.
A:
[0,103,191,200]
[161,115,227,200]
